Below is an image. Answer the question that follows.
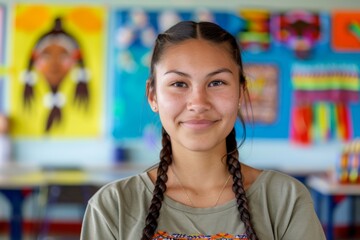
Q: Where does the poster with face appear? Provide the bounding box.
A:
[10,4,105,137]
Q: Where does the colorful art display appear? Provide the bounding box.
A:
[10,4,106,137]
[336,138,360,184]
[237,9,271,53]
[0,4,356,145]
[272,10,322,59]
[332,10,360,52]
[290,63,360,144]
[242,64,278,123]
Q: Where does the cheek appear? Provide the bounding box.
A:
[156,90,184,120]
[223,103,239,120]
[60,57,76,70]
[158,94,183,114]
[215,94,239,119]
[34,59,48,72]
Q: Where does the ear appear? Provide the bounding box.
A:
[146,79,158,112]
[238,86,243,105]
[239,92,244,105]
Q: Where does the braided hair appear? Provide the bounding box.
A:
[142,128,172,239]
[143,21,258,239]
[226,128,258,240]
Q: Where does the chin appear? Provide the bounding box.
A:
[182,140,223,152]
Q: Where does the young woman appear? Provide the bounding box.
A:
[81,21,325,240]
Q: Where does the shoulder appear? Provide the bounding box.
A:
[82,173,153,239]
[249,170,313,205]
[247,170,326,239]
[88,173,153,211]
[271,170,310,196]
[258,170,309,191]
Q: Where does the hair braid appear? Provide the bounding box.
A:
[226,128,258,240]
[141,128,172,240]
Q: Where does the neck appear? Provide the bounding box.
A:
[166,144,235,208]
[169,143,230,189]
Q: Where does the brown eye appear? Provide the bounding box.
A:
[209,80,224,87]
[172,82,187,88]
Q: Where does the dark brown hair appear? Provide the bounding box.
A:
[143,21,257,240]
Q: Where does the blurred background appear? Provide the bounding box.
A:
[0,0,359,239]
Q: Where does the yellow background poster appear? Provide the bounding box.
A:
[10,4,105,137]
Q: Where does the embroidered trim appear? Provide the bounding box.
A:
[152,231,248,240]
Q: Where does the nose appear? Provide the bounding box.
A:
[187,87,211,113]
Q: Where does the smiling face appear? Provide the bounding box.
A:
[148,39,241,153]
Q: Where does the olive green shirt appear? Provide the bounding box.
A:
[81,170,325,239]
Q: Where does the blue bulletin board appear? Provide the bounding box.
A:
[109,8,360,144]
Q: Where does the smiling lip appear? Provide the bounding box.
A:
[181,119,217,130]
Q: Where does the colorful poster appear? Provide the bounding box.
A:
[10,4,106,137]
[332,10,360,52]
[237,9,271,53]
[242,64,278,123]
[110,9,243,139]
[272,10,322,59]
[290,63,360,144]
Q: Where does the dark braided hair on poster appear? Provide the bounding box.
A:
[141,128,172,240]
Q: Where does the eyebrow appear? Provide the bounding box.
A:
[164,68,234,78]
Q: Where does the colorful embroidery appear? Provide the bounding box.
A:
[152,231,248,240]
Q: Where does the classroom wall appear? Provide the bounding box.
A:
[0,0,359,172]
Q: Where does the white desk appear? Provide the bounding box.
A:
[307,175,360,240]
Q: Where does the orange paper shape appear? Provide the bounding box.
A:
[332,10,360,51]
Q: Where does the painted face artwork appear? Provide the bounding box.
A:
[34,42,76,89]
[23,17,89,132]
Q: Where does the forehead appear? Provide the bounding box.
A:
[156,39,237,69]
[41,44,69,52]
[37,35,76,53]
